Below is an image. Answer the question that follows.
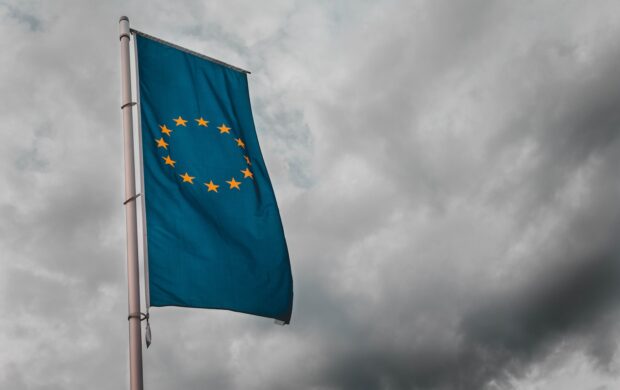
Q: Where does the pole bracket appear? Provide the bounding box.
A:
[127,311,152,348]
[121,102,137,109]
[127,312,149,321]
[123,193,141,205]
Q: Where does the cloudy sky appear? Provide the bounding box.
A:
[1,0,620,389]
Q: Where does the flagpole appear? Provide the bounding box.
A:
[119,16,144,390]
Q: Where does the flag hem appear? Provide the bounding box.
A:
[132,30,151,311]
[130,29,251,75]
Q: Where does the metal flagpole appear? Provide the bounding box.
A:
[119,16,144,390]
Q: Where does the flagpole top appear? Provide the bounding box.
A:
[119,16,130,40]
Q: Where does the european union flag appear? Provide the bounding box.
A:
[135,32,293,323]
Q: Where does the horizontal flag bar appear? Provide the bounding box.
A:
[130,29,251,74]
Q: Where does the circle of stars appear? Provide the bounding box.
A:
[155,115,253,193]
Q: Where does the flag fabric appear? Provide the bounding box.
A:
[135,32,293,323]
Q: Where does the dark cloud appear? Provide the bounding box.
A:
[1,1,619,390]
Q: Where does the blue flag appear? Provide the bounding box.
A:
[135,32,293,323]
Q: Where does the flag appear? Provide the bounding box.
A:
[135,32,293,323]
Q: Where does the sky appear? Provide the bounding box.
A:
[0,1,619,389]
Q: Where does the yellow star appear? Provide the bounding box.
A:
[196,117,209,127]
[160,124,172,136]
[241,168,253,179]
[218,124,231,134]
[204,180,219,192]
[179,172,195,184]
[174,116,188,126]
[226,177,241,190]
[162,155,176,167]
[235,138,245,148]
[244,155,251,165]
[155,137,169,149]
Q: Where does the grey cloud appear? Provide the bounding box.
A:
[1,1,620,390]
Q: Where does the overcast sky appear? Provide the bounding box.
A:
[1,1,620,389]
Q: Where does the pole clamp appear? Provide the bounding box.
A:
[121,102,137,109]
[128,311,153,348]
[123,193,141,205]
[128,312,149,321]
